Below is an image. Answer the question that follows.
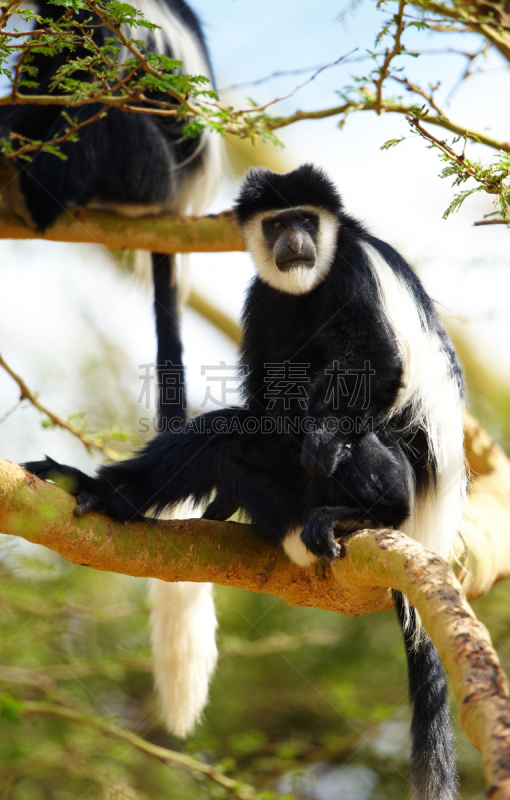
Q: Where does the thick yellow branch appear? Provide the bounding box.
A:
[2,452,510,792]
[2,415,510,792]
[0,458,383,615]
[0,203,246,253]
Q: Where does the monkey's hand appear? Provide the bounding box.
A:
[300,425,351,477]
[300,506,366,561]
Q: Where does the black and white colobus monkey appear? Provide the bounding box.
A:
[0,0,222,427]
[2,0,222,745]
[25,164,466,800]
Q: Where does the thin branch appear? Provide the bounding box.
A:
[391,74,445,116]
[404,0,510,62]
[474,218,510,226]
[0,0,22,29]
[219,48,477,93]
[5,105,109,159]
[231,49,358,116]
[220,54,364,92]
[0,91,142,108]
[0,352,120,460]
[82,0,203,123]
[374,0,406,115]
[0,630,342,687]
[21,700,262,800]
[406,115,503,193]
[267,96,510,153]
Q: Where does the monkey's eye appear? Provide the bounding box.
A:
[273,221,282,229]
[302,218,311,227]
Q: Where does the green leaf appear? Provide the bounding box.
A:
[0,692,24,724]
[380,136,405,150]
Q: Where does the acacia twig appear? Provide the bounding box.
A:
[474,218,509,226]
[0,629,342,687]
[267,95,510,153]
[0,353,120,461]
[21,700,262,800]
[374,0,406,115]
[5,105,109,159]
[231,49,358,116]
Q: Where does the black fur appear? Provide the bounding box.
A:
[0,0,216,426]
[24,165,461,799]
[234,164,342,225]
[394,591,458,800]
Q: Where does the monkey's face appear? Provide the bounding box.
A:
[240,205,340,295]
[262,210,318,272]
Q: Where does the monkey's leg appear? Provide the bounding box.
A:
[393,591,457,800]
[25,418,307,548]
[208,438,308,546]
[201,490,239,522]
[24,408,247,521]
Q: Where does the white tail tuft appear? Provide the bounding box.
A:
[150,579,218,738]
[149,502,218,738]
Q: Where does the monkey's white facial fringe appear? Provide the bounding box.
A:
[150,502,218,738]
[282,528,319,567]
[241,207,340,295]
[361,242,467,565]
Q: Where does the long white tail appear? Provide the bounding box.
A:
[149,503,218,738]
[150,579,218,737]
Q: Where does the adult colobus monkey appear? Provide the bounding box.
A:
[1,0,222,741]
[25,164,466,799]
[0,0,222,426]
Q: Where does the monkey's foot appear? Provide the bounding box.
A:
[23,457,131,520]
[202,492,239,521]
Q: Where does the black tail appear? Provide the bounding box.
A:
[393,590,458,800]
[152,253,187,431]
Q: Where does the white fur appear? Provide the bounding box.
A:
[149,507,217,738]
[361,242,466,562]
[282,528,319,567]
[241,207,340,295]
[150,579,218,737]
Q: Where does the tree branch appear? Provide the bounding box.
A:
[21,701,261,800]
[2,415,510,791]
[1,444,510,792]
[0,203,245,252]
[267,96,510,154]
